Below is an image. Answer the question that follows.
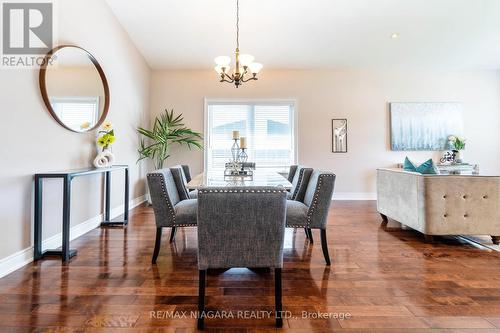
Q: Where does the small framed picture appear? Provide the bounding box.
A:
[332,119,347,153]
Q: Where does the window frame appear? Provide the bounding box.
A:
[203,98,298,172]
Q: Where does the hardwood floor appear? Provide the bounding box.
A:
[1,201,500,332]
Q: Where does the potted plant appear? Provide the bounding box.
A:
[138,109,202,170]
[448,135,466,163]
[138,109,202,196]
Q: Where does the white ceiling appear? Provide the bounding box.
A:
[105,0,500,70]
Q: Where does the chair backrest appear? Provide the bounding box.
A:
[170,165,190,200]
[147,168,180,227]
[197,187,287,270]
[303,170,336,229]
[288,165,298,183]
[181,165,192,183]
[290,166,313,201]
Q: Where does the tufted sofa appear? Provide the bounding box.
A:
[377,168,500,243]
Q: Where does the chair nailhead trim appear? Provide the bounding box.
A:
[292,168,305,199]
[307,173,334,228]
[199,189,287,194]
[148,173,176,223]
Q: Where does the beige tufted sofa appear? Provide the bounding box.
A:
[377,168,500,243]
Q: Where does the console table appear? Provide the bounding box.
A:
[34,165,129,262]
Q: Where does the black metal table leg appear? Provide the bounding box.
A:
[34,176,43,260]
[61,175,72,262]
[105,171,111,221]
[101,167,129,227]
[124,167,129,223]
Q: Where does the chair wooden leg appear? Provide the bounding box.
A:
[169,227,177,243]
[308,228,314,243]
[304,228,309,239]
[274,268,283,328]
[320,229,331,266]
[198,269,206,330]
[152,227,162,264]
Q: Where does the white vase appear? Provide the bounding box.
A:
[93,147,115,168]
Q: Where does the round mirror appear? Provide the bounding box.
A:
[39,45,110,132]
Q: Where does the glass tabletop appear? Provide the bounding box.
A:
[187,169,293,189]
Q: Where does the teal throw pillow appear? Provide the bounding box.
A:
[403,157,438,174]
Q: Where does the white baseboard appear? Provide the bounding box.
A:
[0,195,146,279]
[333,192,377,200]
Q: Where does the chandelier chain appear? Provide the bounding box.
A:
[236,0,239,49]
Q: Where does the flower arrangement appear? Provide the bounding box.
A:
[97,121,116,151]
[448,135,465,151]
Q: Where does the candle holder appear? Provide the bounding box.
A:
[231,139,240,163]
[239,148,248,163]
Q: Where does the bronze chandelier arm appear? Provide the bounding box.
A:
[241,75,258,83]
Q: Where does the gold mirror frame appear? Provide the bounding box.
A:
[39,45,110,133]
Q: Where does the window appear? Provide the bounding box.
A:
[50,97,100,131]
[205,100,296,171]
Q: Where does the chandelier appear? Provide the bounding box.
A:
[214,0,262,88]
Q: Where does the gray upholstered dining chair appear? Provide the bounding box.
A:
[288,166,313,240]
[286,170,336,265]
[197,187,287,329]
[181,165,191,183]
[288,165,313,201]
[170,165,198,200]
[147,168,198,263]
[287,165,298,183]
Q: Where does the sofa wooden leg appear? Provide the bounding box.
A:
[380,213,388,226]
[491,236,500,245]
[152,227,162,264]
[169,227,177,243]
[320,230,331,266]
[424,234,435,243]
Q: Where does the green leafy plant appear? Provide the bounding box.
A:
[448,135,466,151]
[137,109,203,170]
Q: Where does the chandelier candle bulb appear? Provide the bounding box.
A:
[232,130,240,140]
[240,137,247,148]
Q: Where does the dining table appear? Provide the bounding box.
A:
[186,169,293,190]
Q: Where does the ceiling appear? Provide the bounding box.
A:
[105,0,500,70]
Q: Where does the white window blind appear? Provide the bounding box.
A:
[206,101,296,171]
[50,97,99,131]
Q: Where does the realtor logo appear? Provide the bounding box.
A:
[2,2,53,54]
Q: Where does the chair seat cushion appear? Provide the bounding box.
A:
[286,200,309,227]
[188,190,198,199]
[174,199,198,226]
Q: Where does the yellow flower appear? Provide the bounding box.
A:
[107,135,116,145]
[102,121,113,131]
[97,136,107,147]
[80,121,91,129]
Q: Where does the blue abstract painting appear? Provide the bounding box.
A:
[390,102,464,151]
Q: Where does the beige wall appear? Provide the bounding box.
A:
[0,0,151,261]
[150,69,500,198]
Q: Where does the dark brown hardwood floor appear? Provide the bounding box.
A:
[1,201,500,332]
